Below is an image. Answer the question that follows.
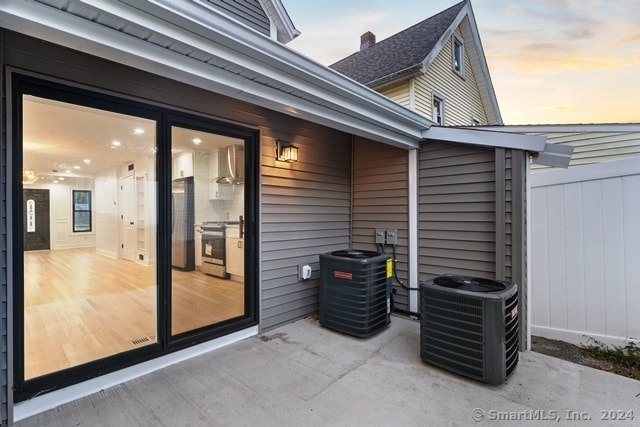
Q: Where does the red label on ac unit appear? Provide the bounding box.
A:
[334,271,352,280]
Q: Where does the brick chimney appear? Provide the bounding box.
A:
[360,31,376,51]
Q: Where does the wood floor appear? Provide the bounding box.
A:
[24,248,244,379]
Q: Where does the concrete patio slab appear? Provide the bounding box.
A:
[14,316,640,426]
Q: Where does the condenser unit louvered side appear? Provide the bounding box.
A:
[504,291,519,377]
[420,276,519,384]
[319,250,392,338]
[421,291,485,380]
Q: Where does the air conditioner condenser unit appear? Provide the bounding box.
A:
[420,274,519,384]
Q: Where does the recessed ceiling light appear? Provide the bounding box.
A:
[192,138,202,145]
[73,165,81,170]
[112,140,121,147]
[133,128,145,135]
[83,159,91,164]
[66,169,72,173]
[53,180,59,184]
[59,177,65,181]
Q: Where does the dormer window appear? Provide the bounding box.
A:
[453,35,464,76]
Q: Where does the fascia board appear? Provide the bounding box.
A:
[256,0,300,43]
[1,0,427,148]
[462,1,503,125]
[423,126,546,151]
[531,143,574,168]
[419,3,467,75]
[112,0,430,140]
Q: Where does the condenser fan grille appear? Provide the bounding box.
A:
[433,274,507,292]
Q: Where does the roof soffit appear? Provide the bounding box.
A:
[3,0,430,148]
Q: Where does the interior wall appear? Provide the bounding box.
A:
[23,181,96,250]
[95,168,119,258]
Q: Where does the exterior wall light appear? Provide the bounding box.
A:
[276,140,299,162]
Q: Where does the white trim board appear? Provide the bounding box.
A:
[14,326,259,422]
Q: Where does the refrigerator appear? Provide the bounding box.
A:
[171,177,195,271]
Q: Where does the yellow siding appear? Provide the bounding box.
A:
[379,81,411,109]
[413,30,489,126]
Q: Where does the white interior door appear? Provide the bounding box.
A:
[120,174,136,261]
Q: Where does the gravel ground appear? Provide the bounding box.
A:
[531,336,640,381]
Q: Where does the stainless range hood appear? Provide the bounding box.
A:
[216,144,244,184]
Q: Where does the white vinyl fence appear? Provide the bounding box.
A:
[530,157,640,346]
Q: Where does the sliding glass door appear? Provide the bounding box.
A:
[21,94,158,379]
[170,126,245,336]
[13,75,257,401]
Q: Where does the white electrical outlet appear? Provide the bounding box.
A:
[301,264,312,280]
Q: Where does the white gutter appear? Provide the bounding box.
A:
[423,126,546,151]
[0,0,432,149]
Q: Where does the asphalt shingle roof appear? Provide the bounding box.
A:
[330,1,466,86]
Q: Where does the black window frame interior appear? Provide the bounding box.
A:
[72,189,92,232]
[12,73,259,402]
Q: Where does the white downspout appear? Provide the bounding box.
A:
[408,148,419,313]
[526,154,532,350]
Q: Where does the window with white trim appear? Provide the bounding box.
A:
[453,35,464,76]
[432,95,444,125]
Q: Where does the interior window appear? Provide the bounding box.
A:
[72,190,92,232]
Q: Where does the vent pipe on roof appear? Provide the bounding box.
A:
[360,31,376,51]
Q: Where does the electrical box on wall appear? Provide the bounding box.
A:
[386,229,398,246]
[375,229,386,244]
[299,264,312,280]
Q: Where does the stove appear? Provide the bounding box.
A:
[199,219,243,279]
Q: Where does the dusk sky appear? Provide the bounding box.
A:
[285,0,640,125]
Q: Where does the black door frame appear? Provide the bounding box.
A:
[11,73,259,401]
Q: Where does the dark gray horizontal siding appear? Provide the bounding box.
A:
[419,142,496,283]
[352,138,409,311]
[261,131,352,330]
[204,0,270,36]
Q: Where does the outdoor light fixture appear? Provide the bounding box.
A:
[276,140,299,163]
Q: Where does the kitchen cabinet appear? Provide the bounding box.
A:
[173,151,193,179]
[226,238,244,277]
